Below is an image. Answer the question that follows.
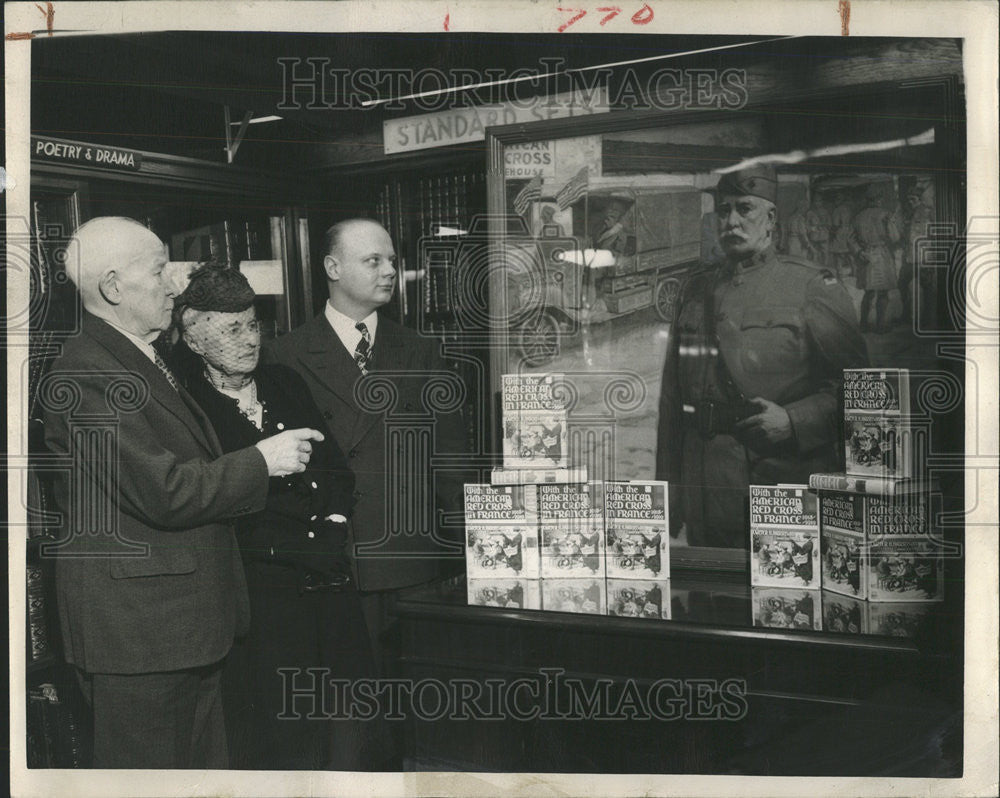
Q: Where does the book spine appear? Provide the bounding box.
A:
[26,566,49,663]
[490,467,588,485]
[35,686,58,768]
[27,691,48,768]
[808,472,936,496]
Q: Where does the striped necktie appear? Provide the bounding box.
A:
[354,322,371,375]
[153,351,179,392]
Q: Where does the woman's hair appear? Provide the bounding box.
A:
[172,261,255,333]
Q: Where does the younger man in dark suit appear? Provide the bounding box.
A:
[266,219,466,677]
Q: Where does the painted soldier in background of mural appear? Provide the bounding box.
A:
[899,182,936,327]
[828,189,856,279]
[805,194,832,267]
[852,185,901,334]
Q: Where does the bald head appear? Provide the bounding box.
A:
[322,219,397,320]
[69,217,174,341]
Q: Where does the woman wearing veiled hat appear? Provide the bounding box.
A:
[170,262,379,770]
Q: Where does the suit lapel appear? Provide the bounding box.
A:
[83,316,220,456]
[296,314,363,410]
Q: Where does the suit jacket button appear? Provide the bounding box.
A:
[352,490,362,499]
[349,448,358,458]
[324,410,334,420]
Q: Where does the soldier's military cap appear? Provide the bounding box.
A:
[715,164,778,204]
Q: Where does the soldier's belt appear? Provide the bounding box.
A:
[681,401,749,439]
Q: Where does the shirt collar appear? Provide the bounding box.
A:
[102,318,159,364]
[324,301,378,353]
[731,245,776,276]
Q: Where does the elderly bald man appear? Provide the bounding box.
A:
[42,217,323,768]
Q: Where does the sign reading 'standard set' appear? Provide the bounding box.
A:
[384,88,609,154]
[33,137,143,171]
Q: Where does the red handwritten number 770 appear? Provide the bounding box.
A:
[557,4,654,32]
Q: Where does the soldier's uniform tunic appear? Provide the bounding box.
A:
[656,246,868,548]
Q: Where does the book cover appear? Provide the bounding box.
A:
[867,601,934,638]
[868,535,944,602]
[819,492,866,598]
[501,373,569,468]
[606,578,671,620]
[467,578,541,610]
[464,483,539,579]
[541,578,606,615]
[749,485,820,589]
[844,368,913,479]
[751,587,821,630]
[538,482,605,578]
[863,493,930,537]
[605,480,670,579]
[821,590,869,634]
[821,492,940,599]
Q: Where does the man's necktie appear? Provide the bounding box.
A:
[153,351,179,392]
[354,322,371,375]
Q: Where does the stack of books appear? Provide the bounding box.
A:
[749,484,822,630]
[466,373,671,617]
[464,483,541,609]
[538,482,606,614]
[750,368,945,635]
[605,480,670,619]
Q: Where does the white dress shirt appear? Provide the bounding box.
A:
[324,301,378,358]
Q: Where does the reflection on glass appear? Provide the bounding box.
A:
[541,578,606,615]
[866,601,933,639]
[496,111,944,555]
[607,579,670,620]
[457,576,939,640]
[468,578,541,610]
[822,590,868,635]
[751,587,822,631]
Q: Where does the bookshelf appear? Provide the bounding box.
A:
[25,186,92,768]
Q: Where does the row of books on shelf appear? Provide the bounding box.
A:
[466,575,935,639]
[464,481,944,612]
[27,682,88,768]
[27,565,52,665]
[464,480,670,582]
